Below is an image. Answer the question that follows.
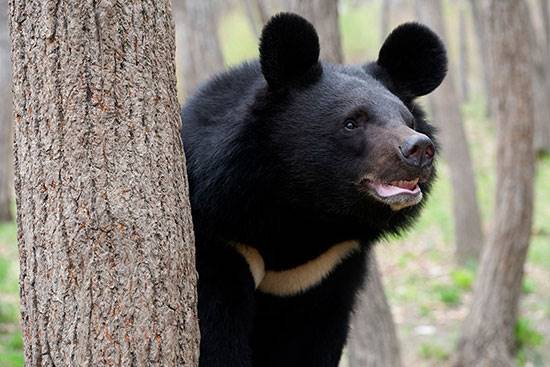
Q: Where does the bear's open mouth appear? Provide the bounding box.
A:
[360,177,423,211]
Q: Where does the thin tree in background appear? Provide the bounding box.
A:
[418,0,484,265]
[9,0,199,364]
[286,0,343,63]
[531,0,550,154]
[242,0,276,38]
[459,3,469,102]
[453,0,535,365]
[181,0,225,96]
[380,0,392,41]
[348,256,402,367]
[469,0,492,116]
[242,0,277,39]
[0,0,12,222]
[256,0,273,25]
[541,0,550,45]
[243,0,263,37]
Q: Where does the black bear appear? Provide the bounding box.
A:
[181,12,446,367]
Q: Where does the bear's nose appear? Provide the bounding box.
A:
[399,134,435,168]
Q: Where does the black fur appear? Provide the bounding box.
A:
[181,13,447,367]
[378,22,447,100]
[259,13,322,89]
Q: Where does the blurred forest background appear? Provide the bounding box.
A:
[1,0,550,366]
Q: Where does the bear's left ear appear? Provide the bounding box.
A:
[377,22,447,98]
[259,13,322,90]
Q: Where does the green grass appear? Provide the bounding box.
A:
[515,317,544,350]
[0,217,21,366]
[530,156,550,268]
[0,303,18,325]
[522,278,536,295]
[419,342,450,361]
[0,221,16,245]
[0,352,24,367]
[451,268,475,290]
[433,284,462,306]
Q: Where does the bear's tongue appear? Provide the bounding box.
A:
[371,180,420,197]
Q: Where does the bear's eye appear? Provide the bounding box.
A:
[344,119,358,131]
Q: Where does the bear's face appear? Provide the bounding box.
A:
[255,14,446,228]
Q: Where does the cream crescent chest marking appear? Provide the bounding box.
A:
[233,240,360,297]
[233,243,266,287]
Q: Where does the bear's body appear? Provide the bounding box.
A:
[182,13,447,367]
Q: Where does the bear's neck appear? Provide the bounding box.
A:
[239,213,380,270]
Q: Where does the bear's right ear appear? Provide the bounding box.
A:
[259,13,322,90]
[377,23,447,99]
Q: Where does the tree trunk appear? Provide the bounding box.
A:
[173,0,186,102]
[9,1,200,365]
[242,0,276,38]
[380,0,392,42]
[243,0,262,38]
[469,0,493,116]
[459,4,470,102]
[348,254,402,367]
[531,37,550,155]
[453,1,535,365]
[0,0,12,222]
[181,0,225,97]
[256,0,273,26]
[418,0,484,265]
[540,0,550,47]
[532,0,550,154]
[286,0,344,63]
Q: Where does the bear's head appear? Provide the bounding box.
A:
[183,13,447,247]
[249,13,446,236]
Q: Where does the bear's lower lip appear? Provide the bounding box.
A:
[363,179,423,210]
[370,181,420,197]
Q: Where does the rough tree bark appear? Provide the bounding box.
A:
[348,256,402,367]
[181,0,225,97]
[0,0,12,222]
[469,0,492,116]
[172,0,186,101]
[453,0,535,365]
[9,0,200,365]
[418,0,484,265]
[286,0,344,63]
[459,4,469,102]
